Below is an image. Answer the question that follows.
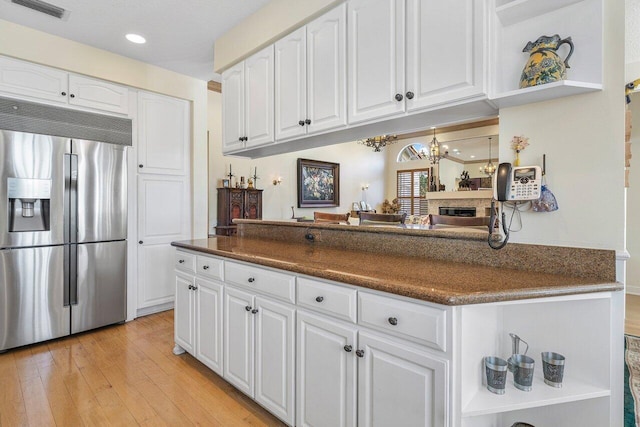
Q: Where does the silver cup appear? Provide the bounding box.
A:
[484,356,508,394]
[512,354,535,391]
[541,352,565,387]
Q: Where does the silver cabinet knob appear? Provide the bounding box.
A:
[178,259,185,264]
[248,277,255,283]
[245,306,252,311]
[388,317,398,326]
[251,309,259,314]
[356,350,365,358]
[344,345,352,352]
[203,265,209,270]
[315,296,324,303]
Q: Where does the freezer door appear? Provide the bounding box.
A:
[0,246,70,351]
[71,240,126,334]
[72,139,127,243]
[0,130,68,248]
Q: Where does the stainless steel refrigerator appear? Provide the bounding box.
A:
[0,129,127,351]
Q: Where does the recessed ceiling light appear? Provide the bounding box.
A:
[470,155,476,159]
[126,33,146,44]
[442,144,449,150]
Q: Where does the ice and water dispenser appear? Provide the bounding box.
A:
[7,177,51,232]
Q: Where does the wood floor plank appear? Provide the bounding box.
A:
[0,310,283,427]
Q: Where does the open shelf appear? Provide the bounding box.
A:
[496,0,584,26]
[489,80,602,109]
[462,372,610,417]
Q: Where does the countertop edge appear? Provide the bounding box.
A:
[171,241,623,306]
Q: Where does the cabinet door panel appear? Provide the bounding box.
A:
[245,46,274,148]
[275,27,307,141]
[138,243,175,308]
[222,62,245,152]
[307,3,347,134]
[255,297,295,425]
[0,56,68,104]
[406,0,485,110]
[196,278,224,375]
[137,92,190,175]
[137,175,190,245]
[175,273,195,354]
[297,311,357,427]
[348,0,405,124]
[224,286,255,397]
[358,331,448,427]
[68,75,129,114]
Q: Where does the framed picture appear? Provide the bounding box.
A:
[222,179,230,188]
[297,158,340,208]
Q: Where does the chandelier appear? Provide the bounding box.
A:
[423,127,447,164]
[358,134,398,152]
[483,137,496,176]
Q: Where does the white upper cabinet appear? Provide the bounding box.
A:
[275,4,347,140]
[275,27,307,140]
[137,91,190,175]
[405,0,486,111]
[347,0,405,124]
[244,46,275,149]
[0,56,128,114]
[67,74,129,114]
[222,62,245,152]
[222,46,274,153]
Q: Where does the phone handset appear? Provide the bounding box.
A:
[494,163,512,202]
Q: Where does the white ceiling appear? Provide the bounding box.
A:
[0,0,271,81]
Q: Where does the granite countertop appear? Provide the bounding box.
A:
[171,237,622,306]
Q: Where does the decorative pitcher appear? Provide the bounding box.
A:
[519,34,574,89]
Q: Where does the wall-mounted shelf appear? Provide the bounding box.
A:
[496,0,584,26]
[490,80,603,109]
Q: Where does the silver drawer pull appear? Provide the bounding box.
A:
[178,259,185,264]
[315,296,324,303]
[344,345,352,352]
[248,277,255,283]
[388,317,398,326]
[356,350,365,358]
[203,265,209,270]
[245,306,252,311]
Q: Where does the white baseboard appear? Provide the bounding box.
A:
[627,285,640,296]
[136,302,174,318]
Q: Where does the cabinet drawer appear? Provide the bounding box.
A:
[297,277,357,323]
[358,292,447,352]
[225,261,295,304]
[196,255,224,281]
[175,250,195,273]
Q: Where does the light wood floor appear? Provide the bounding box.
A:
[0,310,284,427]
[627,294,640,337]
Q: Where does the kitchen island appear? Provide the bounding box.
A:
[171,221,623,427]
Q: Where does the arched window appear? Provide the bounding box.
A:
[397,143,428,162]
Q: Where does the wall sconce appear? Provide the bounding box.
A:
[273,177,282,186]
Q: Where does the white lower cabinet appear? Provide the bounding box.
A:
[297,310,357,427]
[358,331,448,427]
[296,310,448,427]
[174,254,223,377]
[174,272,195,354]
[195,278,224,374]
[224,285,296,426]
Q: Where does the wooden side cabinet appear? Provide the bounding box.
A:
[216,188,263,236]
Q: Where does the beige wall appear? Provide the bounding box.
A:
[628,94,640,293]
[498,0,624,250]
[207,92,385,232]
[0,19,209,239]
[214,0,343,72]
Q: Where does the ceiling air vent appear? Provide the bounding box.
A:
[10,0,69,20]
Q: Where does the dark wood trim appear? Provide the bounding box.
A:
[397,117,499,141]
[208,80,222,93]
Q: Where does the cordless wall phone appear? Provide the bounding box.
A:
[493,163,542,202]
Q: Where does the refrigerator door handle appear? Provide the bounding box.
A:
[69,154,78,244]
[63,153,71,243]
[70,243,78,305]
[63,244,70,307]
